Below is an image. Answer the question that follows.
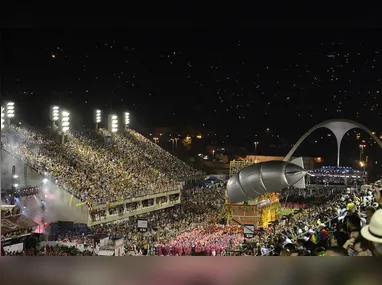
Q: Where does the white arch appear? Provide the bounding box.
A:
[283,119,382,167]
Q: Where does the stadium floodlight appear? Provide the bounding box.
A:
[108,114,118,133]
[60,110,70,133]
[95,109,102,124]
[1,105,4,129]
[124,112,130,129]
[50,106,60,121]
[5,101,15,119]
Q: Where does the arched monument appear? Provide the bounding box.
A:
[283,119,382,167]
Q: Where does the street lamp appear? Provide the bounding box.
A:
[94,109,101,131]
[124,112,130,130]
[108,114,118,133]
[359,144,366,162]
[360,161,366,180]
[169,138,175,152]
[50,106,60,129]
[254,141,259,162]
[153,137,159,144]
[1,105,4,130]
[5,101,15,125]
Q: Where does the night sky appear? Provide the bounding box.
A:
[2,26,382,169]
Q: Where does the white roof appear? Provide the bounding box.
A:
[97,250,114,256]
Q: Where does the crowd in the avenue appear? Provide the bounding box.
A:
[5,182,382,257]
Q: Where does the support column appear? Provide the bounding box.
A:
[336,136,341,167]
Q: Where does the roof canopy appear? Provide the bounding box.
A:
[1,215,38,234]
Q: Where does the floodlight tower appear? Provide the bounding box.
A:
[1,105,4,130]
[50,106,60,130]
[5,101,15,126]
[94,109,101,131]
[123,112,130,131]
[108,114,118,134]
[59,110,70,144]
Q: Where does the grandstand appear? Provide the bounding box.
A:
[307,166,365,187]
[1,125,203,226]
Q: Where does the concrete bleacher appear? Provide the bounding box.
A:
[1,125,201,226]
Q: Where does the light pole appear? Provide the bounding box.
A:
[360,161,366,180]
[59,110,70,144]
[123,112,130,131]
[174,138,179,151]
[254,141,259,163]
[50,106,59,130]
[359,144,366,162]
[1,105,4,130]
[94,109,101,131]
[169,138,175,152]
[108,114,118,134]
[153,137,159,144]
[5,101,15,126]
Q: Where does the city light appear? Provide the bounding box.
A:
[51,106,60,121]
[1,105,4,129]
[108,114,118,133]
[95,109,101,124]
[124,112,130,127]
[6,101,15,118]
[60,111,70,133]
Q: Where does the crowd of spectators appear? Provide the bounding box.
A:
[308,166,364,186]
[3,181,382,256]
[91,183,227,255]
[89,182,382,256]
[3,246,93,256]
[1,228,34,240]
[2,125,201,207]
[3,125,382,257]
[237,186,382,256]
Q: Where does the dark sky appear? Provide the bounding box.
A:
[2,25,382,167]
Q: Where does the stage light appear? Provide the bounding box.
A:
[43,178,48,184]
[13,175,18,179]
